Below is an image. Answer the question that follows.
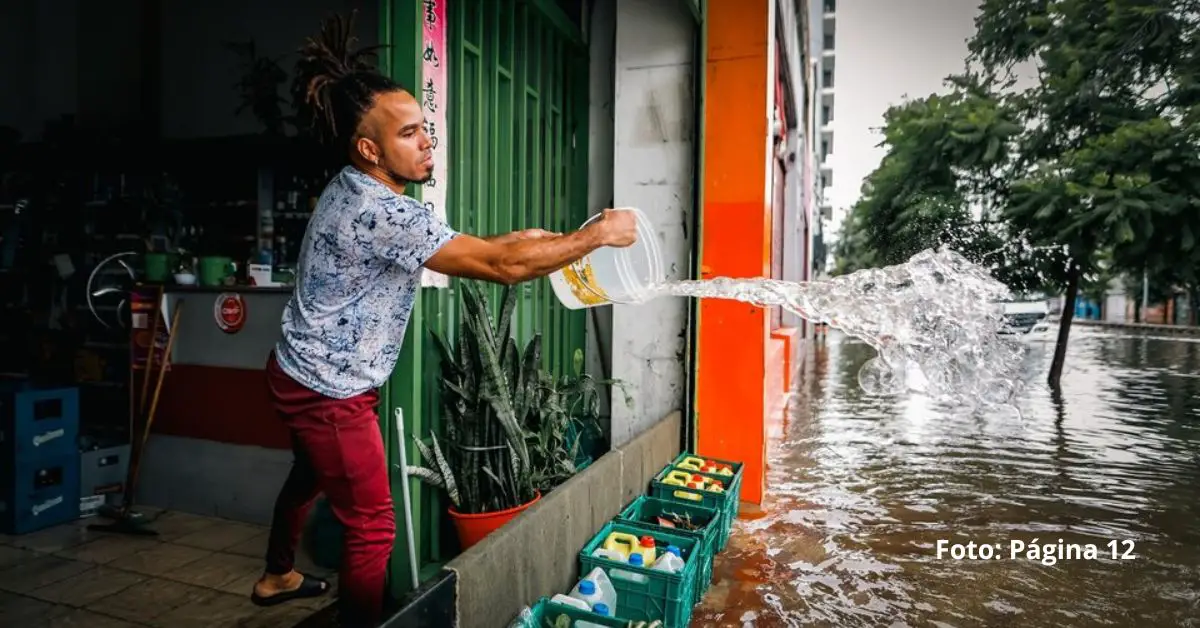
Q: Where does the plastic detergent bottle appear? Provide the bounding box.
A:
[549,594,591,611]
[592,603,612,617]
[635,535,657,564]
[613,553,650,584]
[591,547,626,562]
[713,464,734,477]
[602,531,640,560]
[662,469,693,487]
[569,567,617,614]
[651,546,685,574]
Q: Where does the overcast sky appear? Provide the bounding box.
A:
[826,0,981,238]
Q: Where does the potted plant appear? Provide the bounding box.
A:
[408,282,609,549]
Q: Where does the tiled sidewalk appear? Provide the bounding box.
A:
[0,509,336,627]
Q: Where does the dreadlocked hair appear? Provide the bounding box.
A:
[293,10,400,150]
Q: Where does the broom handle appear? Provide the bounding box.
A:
[125,300,184,508]
[137,288,164,415]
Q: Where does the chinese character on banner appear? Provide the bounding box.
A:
[421,0,449,288]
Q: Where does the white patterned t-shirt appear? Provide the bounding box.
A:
[274,166,457,399]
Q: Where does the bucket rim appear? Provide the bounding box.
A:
[574,207,663,305]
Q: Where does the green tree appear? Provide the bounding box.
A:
[972,0,1200,386]
[830,81,1059,293]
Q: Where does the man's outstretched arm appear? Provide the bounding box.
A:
[424,209,637,285]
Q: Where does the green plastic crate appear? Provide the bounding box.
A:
[579,521,701,628]
[509,597,626,627]
[616,495,719,605]
[649,453,744,552]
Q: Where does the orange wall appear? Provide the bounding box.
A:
[697,0,773,505]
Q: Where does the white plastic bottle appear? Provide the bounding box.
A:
[591,547,626,562]
[651,545,685,573]
[611,553,650,585]
[549,593,591,611]
[575,602,614,628]
[569,567,618,615]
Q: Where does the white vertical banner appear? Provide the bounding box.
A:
[420,0,450,288]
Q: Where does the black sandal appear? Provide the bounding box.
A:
[250,573,331,607]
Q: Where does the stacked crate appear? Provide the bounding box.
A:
[515,452,744,628]
[0,382,81,534]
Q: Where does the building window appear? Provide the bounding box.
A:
[822,70,833,88]
[824,0,836,12]
[822,105,832,125]
[824,33,835,50]
[822,141,830,158]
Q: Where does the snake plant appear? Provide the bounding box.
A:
[408,282,609,515]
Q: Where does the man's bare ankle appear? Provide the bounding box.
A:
[258,570,301,590]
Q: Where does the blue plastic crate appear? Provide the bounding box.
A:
[0,386,80,463]
[0,452,82,534]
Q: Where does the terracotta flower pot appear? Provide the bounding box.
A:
[448,491,542,550]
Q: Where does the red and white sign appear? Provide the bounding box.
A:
[421,0,450,289]
[213,293,247,334]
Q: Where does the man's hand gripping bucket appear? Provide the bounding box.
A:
[549,207,664,310]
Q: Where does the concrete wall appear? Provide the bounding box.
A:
[585,0,617,423]
[447,412,681,628]
[0,0,376,141]
[608,0,696,447]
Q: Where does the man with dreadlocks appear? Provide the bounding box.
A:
[251,18,638,628]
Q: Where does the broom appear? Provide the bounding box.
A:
[91,299,184,536]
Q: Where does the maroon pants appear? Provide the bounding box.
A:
[264,353,395,627]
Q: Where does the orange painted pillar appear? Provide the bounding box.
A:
[696,0,774,505]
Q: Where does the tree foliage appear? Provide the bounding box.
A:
[834,0,1200,385]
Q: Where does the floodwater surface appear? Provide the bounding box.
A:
[692,327,1200,627]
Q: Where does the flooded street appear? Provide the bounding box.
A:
[693,327,1200,627]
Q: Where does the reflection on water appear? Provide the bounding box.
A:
[692,328,1200,628]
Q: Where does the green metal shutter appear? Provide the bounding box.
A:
[378,0,589,596]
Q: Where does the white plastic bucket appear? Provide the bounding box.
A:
[549,207,663,310]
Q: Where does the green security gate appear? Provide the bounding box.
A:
[378,0,589,597]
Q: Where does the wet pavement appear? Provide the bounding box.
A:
[693,327,1200,627]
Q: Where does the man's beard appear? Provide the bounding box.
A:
[384,166,431,186]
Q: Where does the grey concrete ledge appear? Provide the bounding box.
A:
[446,411,682,628]
[1073,319,1200,336]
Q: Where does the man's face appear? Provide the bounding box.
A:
[358,90,433,185]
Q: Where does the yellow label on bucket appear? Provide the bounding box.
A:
[562,260,608,306]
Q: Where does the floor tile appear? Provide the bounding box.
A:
[54,534,160,564]
[0,545,39,568]
[86,578,212,624]
[172,520,264,552]
[8,523,95,553]
[237,604,317,628]
[224,530,268,558]
[150,589,259,628]
[0,554,94,594]
[26,565,147,606]
[0,591,72,626]
[146,511,221,541]
[108,542,211,577]
[40,607,146,627]
[162,551,261,593]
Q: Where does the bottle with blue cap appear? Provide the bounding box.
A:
[651,544,685,573]
[592,602,611,616]
[568,567,617,615]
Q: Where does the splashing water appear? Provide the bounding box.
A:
[653,248,1029,408]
